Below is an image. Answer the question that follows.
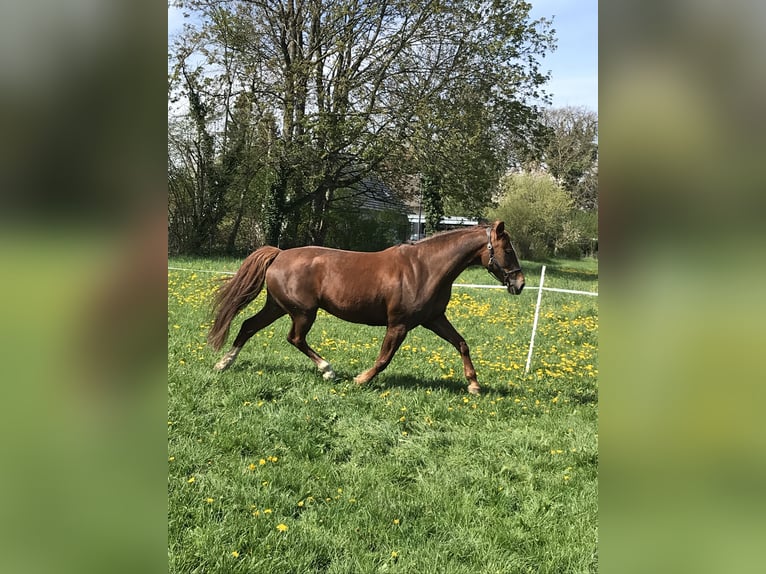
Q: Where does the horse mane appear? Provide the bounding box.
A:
[410,225,488,244]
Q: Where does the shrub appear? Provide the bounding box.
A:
[567,210,598,257]
[488,172,574,259]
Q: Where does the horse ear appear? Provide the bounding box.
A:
[494,221,505,237]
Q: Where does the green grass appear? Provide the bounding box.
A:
[168,256,598,573]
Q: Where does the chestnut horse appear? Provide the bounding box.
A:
[207,221,524,394]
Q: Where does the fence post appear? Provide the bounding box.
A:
[524,265,546,375]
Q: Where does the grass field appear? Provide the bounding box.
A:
[168,255,598,573]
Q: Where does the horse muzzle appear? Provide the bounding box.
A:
[487,257,525,294]
[505,272,525,295]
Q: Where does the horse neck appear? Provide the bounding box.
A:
[415,228,486,283]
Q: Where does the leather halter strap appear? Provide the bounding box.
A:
[486,227,496,269]
[486,226,521,284]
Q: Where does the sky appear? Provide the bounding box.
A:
[168,1,598,112]
[529,0,598,112]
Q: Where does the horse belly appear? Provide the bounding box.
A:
[319,297,388,326]
[303,249,396,326]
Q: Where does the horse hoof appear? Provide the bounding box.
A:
[318,360,336,380]
[213,360,230,372]
[322,370,336,381]
[467,384,481,395]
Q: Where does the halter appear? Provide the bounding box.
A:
[486,227,522,286]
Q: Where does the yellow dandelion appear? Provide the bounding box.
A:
[263,508,272,514]
[259,458,266,466]
[391,551,399,558]
[248,463,256,471]
[393,518,400,525]
[231,551,239,558]
[205,497,214,503]
[276,523,288,532]
[297,500,304,507]
[187,476,195,483]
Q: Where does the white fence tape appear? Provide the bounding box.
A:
[167,267,598,297]
[453,283,597,296]
[168,266,235,275]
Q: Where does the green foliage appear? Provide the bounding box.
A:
[168,257,598,573]
[489,172,576,259]
[169,0,555,253]
[566,210,599,258]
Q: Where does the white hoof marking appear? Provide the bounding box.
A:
[318,360,336,380]
[322,370,337,381]
[214,348,240,372]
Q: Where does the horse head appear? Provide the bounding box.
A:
[486,221,525,295]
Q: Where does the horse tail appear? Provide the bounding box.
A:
[207,246,281,351]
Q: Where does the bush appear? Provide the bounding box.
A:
[568,210,598,257]
[488,172,575,259]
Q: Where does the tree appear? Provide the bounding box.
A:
[421,173,444,235]
[167,66,227,254]
[528,106,598,210]
[168,60,274,254]
[169,0,555,251]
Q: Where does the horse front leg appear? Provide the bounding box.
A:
[423,314,481,394]
[354,324,408,385]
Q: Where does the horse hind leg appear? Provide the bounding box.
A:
[287,311,336,380]
[214,296,285,372]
